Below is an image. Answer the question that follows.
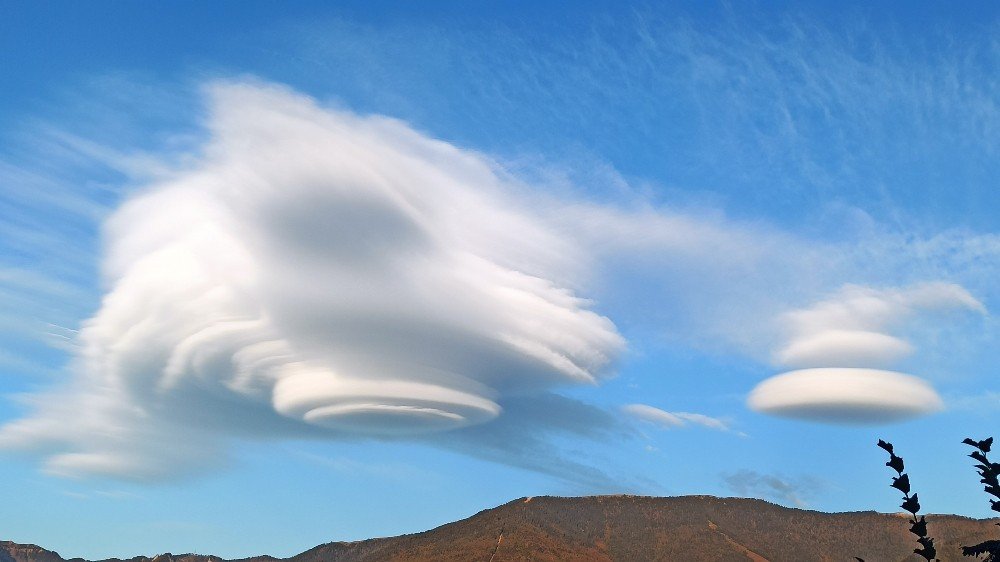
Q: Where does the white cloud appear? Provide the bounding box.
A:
[748,283,985,424]
[622,403,733,432]
[774,330,914,369]
[623,404,685,428]
[0,81,624,479]
[777,283,985,348]
[748,368,944,423]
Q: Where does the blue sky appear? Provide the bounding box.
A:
[1,1,999,558]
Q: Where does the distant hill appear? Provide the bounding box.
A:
[5,495,999,561]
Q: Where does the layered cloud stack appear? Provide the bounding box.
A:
[0,83,624,479]
[748,284,983,423]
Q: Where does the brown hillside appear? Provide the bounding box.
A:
[4,495,999,562]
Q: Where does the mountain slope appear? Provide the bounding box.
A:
[5,495,1000,562]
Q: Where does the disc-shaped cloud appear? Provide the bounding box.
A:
[272,366,502,434]
[773,330,913,368]
[747,368,944,424]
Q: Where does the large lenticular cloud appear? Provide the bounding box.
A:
[0,82,623,478]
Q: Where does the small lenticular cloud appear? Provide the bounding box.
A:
[747,368,943,424]
[749,283,984,424]
[773,330,913,369]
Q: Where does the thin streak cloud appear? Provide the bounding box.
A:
[623,404,735,433]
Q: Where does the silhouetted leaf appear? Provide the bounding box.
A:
[887,454,905,473]
[902,494,921,514]
[892,474,911,494]
[962,539,1000,561]
[914,536,936,560]
[964,437,995,454]
[910,515,928,538]
[913,542,936,560]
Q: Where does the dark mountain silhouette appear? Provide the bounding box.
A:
[5,495,1000,561]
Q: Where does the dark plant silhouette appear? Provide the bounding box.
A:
[961,437,1000,561]
[858,439,939,561]
[860,437,1000,561]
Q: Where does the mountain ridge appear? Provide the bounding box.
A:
[5,495,999,561]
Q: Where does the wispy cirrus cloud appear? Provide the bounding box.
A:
[282,11,1000,231]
